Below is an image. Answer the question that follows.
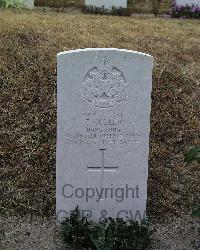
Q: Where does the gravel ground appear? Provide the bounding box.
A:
[0,215,199,250]
[149,216,200,250]
[0,216,64,250]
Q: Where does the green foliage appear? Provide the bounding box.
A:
[184,147,200,164]
[83,5,132,16]
[184,148,200,218]
[61,207,151,250]
[0,0,24,8]
[192,207,200,218]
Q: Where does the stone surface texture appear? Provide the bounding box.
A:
[24,0,34,8]
[56,48,153,222]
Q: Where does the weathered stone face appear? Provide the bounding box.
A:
[56,48,153,223]
[24,0,34,8]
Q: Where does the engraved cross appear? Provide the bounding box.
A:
[87,149,118,197]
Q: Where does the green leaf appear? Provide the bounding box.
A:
[61,207,151,250]
[192,207,200,218]
[184,147,200,163]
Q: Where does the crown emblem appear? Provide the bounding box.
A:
[81,57,128,108]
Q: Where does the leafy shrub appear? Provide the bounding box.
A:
[82,5,131,16]
[171,0,200,18]
[0,0,24,8]
[61,207,151,250]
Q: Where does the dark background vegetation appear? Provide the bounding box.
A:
[0,9,199,219]
[34,0,171,14]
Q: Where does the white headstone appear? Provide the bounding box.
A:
[85,0,127,10]
[56,48,153,223]
[175,0,199,5]
[24,0,34,8]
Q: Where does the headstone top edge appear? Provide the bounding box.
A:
[57,48,153,59]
